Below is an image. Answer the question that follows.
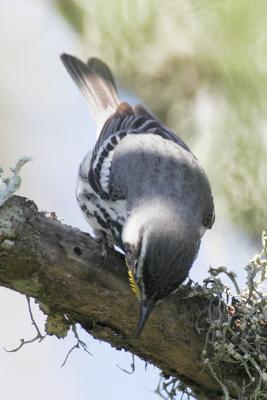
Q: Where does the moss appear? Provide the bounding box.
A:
[11,279,41,297]
[45,313,71,338]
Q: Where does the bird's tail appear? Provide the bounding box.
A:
[60,53,120,135]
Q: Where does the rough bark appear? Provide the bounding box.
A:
[0,196,231,399]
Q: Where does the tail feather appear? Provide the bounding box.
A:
[60,53,120,133]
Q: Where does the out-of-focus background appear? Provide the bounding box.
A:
[0,0,266,399]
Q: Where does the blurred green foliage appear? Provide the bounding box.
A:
[54,0,267,237]
[56,0,85,34]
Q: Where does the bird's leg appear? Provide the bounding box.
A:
[93,229,113,264]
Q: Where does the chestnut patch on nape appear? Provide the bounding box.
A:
[73,246,82,256]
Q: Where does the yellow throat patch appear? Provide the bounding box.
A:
[128,268,141,300]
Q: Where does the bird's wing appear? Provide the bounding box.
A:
[88,102,193,198]
[96,103,191,154]
[202,196,215,230]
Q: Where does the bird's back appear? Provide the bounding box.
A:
[110,132,213,228]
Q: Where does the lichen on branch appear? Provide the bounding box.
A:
[0,157,31,207]
[200,231,267,400]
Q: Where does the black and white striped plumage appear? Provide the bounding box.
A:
[61,53,215,337]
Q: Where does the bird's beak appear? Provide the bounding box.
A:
[135,297,155,338]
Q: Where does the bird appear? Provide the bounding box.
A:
[60,53,215,338]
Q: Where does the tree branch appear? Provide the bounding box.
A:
[0,196,238,399]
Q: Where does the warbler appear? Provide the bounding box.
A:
[61,54,215,337]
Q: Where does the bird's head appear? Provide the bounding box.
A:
[122,209,200,338]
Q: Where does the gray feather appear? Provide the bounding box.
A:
[111,133,213,227]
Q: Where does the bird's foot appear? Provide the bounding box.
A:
[93,229,113,264]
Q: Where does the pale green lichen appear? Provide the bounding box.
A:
[0,157,32,207]
[157,232,266,400]
[0,158,31,242]
[0,203,23,242]
[200,231,267,400]
[0,239,15,250]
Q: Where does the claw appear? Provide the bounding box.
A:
[93,229,113,265]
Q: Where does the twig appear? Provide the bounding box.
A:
[205,361,229,400]
[209,267,241,295]
[116,353,135,374]
[155,376,196,400]
[4,296,46,352]
[61,325,92,367]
